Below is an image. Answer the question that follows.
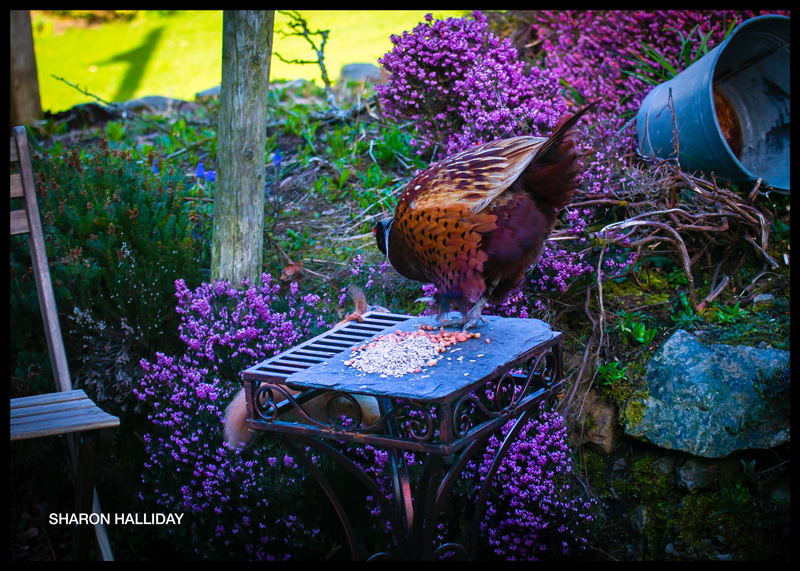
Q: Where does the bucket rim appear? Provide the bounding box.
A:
[712,14,791,192]
[637,14,790,192]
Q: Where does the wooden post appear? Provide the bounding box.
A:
[212,10,274,287]
[10,10,43,130]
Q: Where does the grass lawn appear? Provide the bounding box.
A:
[32,10,467,113]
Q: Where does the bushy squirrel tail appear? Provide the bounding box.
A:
[223,388,251,447]
[223,386,381,448]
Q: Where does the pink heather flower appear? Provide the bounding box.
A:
[376,11,566,159]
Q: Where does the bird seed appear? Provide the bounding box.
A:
[344,325,479,377]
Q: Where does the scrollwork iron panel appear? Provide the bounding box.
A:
[241,313,564,559]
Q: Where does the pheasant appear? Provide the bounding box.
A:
[375,101,599,329]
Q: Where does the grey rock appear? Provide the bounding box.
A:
[339,63,383,84]
[581,389,620,454]
[630,505,650,534]
[195,85,221,100]
[652,456,676,476]
[677,457,729,491]
[119,95,193,114]
[625,330,789,458]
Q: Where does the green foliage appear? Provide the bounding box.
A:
[630,321,657,345]
[284,111,321,148]
[105,120,126,142]
[284,227,314,252]
[620,21,735,86]
[671,291,704,329]
[10,140,212,379]
[322,124,369,163]
[371,126,424,169]
[357,163,393,190]
[598,361,627,385]
[600,359,649,428]
[713,301,749,323]
[667,267,688,285]
[615,310,658,345]
[770,219,790,243]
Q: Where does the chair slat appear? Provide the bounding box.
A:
[11,395,97,419]
[10,390,119,441]
[11,409,120,440]
[10,209,29,235]
[11,173,24,198]
[10,389,90,409]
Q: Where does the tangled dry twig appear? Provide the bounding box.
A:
[557,155,779,418]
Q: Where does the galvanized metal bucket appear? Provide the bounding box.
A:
[636,15,790,191]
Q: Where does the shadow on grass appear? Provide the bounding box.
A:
[99,26,164,102]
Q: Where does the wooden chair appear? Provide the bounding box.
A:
[10,126,120,560]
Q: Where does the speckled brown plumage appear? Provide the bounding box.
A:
[375,101,600,328]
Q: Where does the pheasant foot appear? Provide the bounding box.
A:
[435,297,489,330]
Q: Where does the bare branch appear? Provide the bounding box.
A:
[275,10,338,110]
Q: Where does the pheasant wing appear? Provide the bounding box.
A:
[402,136,547,213]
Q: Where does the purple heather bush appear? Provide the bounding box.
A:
[135,274,335,559]
[530,10,790,195]
[463,403,598,560]
[376,11,567,159]
[340,394,598,559]
[337,253,392,309]
[174,275,328,375]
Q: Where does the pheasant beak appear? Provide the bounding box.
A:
[374,218,392,257]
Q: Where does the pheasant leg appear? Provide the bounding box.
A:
[436,297,489,330]
[461,296,489,330]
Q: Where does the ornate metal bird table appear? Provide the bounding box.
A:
[242,311,564,560]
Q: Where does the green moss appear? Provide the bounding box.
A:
[600,356,649,427]
[603,277,645,304]
[673,483,790,560]
[616,456,671,501]
[614,455,674,557]
[702,295,790,351]
[622,395,648,428]
[603,270,672,307]
[673,488,740,559]
[576,447,608,492]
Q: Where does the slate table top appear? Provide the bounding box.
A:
[269,314,555,404]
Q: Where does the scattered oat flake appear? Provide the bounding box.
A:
[343,326,479,376]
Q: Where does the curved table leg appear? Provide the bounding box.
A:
[277,403,550,560]
[282,434,411,559]
[469,406,539,559]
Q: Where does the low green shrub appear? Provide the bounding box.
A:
[10,137,212,390]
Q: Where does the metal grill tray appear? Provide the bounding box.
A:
[243,312,556,404]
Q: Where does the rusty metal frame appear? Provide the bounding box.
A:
[242,313,564,559]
